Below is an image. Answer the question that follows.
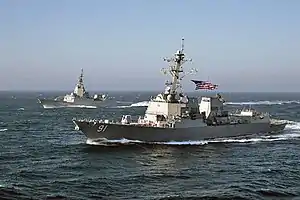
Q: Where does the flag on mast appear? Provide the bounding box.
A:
[191,80,218,90]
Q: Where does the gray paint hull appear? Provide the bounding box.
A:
[38,98,128,108]
[73,120,287,142]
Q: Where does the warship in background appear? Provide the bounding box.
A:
[38,69,119,108]
[73,38,287,143]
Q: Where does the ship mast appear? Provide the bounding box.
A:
[162,38,194,99]
[78,68,84,86]
[73,68,86,97]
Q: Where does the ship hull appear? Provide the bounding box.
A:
[38,98,125,108]
[73,120,287,142]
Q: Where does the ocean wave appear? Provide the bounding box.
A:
[225,100,300,105]
[0,128,8,132]
[284,120,300,131]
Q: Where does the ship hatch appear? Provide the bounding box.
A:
[156,115,166,121]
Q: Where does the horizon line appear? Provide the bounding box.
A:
[0,90,299,94]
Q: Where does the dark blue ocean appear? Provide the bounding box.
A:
[1,91,300,200]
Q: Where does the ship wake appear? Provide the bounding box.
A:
[42,105,97,109]
[116,101,150,108]
[86,120,300,146]
[116,100,300,108]
[225,100,300,105]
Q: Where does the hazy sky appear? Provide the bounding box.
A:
[0,0,299,92]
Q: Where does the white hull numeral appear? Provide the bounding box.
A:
[97,125,108,133]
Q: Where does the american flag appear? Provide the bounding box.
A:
[191,80,218,90]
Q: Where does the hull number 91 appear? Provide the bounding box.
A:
[97,125,108,133]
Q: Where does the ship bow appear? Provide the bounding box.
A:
[270,119,288,132]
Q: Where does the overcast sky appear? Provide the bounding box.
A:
[0,0,299,92]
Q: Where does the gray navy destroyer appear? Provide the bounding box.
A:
[38,69,118,108]
[73,38,287,143]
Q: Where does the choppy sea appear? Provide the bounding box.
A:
[0,91,300,200]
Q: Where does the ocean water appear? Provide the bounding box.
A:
[0,91,300,200]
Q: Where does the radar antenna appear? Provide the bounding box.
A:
[161,38,196,96]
